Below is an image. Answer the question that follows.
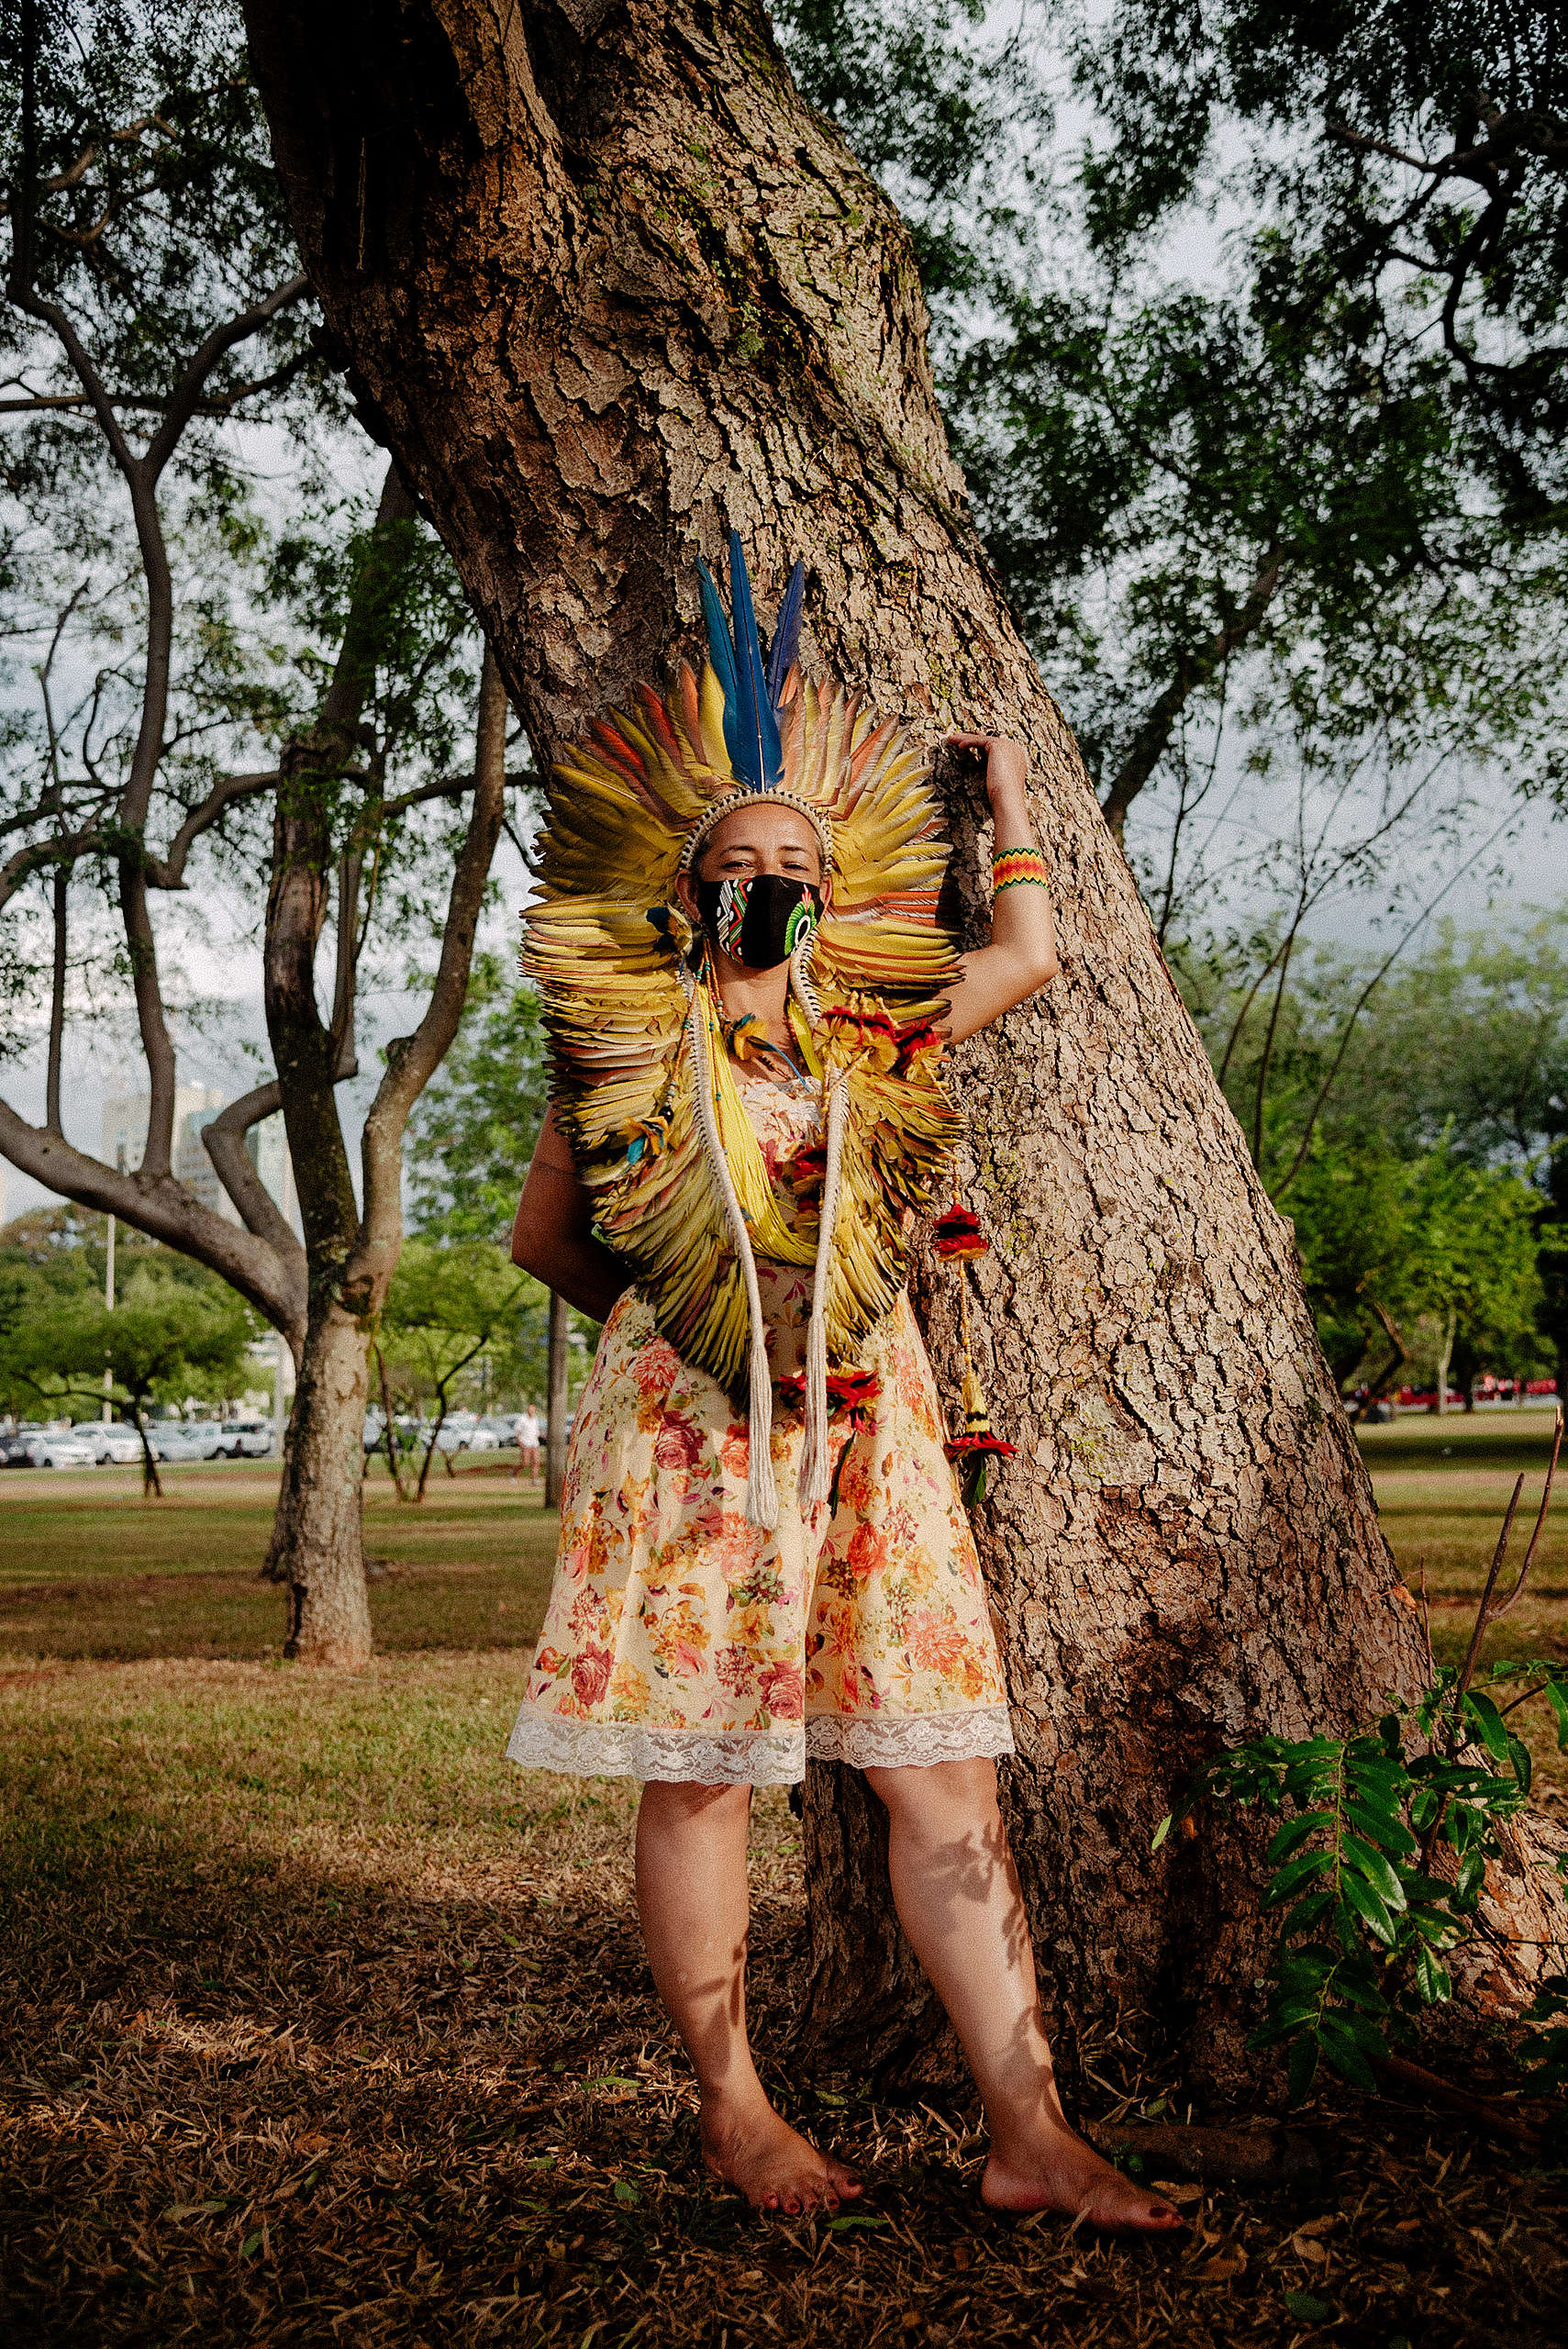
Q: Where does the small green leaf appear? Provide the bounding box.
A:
[1340,1831,1407,1909]
[1151,1812,1173,1852]
[1265,1810,1335,1865]
[612,2179,640,2205]
[827,2214,888,2232]
[1278,1888,1336,1942]
[1264,1850,1335,1903]
[1506,1733,1533,1796]
[1340,1870,1396,1948]
[1413,1945,1452,2003]
[1343,1801,1416,1857]
[1317,2016,1379,2091]
[1462,1690,1510,1762]
[240,2230,263,2259]
[1282,2288,1335,2321]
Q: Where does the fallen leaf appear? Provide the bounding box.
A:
[1294,2214,1338,2239]
[1282,2288,1335,2321]
[1291,2232,1329,2263]
[163,2200,228,2221]
[1197,2250,1247,2284]
[1153,2181,1206,2204]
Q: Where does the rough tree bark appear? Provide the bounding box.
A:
[243,0,1553,2074]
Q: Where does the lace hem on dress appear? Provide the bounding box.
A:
[506,1704,1015,1787]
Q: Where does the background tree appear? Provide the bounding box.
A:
[0,4,523,1662]
[377,1236,540,1501]
[238,0,1469,2090]
[0,1264,253,1492]
[406,954,550,1243]
[779,2,1564,926]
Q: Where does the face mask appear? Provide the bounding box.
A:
[695,872,823,969]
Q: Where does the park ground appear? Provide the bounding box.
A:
[2,1418,1566,2344]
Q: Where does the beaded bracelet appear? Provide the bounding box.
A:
[993,848,1050,895]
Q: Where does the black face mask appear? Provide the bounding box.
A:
[695,872,824,969]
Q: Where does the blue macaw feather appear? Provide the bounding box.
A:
[765,559,805,711]
[696,558,740,748]
[727,529,782,790]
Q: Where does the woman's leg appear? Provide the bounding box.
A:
[635,1778,862,2214]
[864,1756,1182,2232]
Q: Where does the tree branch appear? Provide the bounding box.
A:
[350,641,508,1302]
[143,273,310,478]
[0,1096,306,1348]
[146,771,282,887]
[45,863,67,1135]
[1100,548,1285,841]
[201,1080,308,1310]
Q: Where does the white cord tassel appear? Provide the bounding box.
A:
[798,1075,848,1508]
[686,988,778,1529]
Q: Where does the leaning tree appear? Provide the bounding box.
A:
[0,5,517,1662]
[242,0,1557,2081]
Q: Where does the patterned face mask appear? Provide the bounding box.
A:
[695,872,824,969]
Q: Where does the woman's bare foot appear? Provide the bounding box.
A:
[982,2125,1185,2236]
[701,2092,863,2217]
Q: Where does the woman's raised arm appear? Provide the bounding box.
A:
[940,735,1059,1044]
[511,1105,630,1323]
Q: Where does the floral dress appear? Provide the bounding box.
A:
[506,1063,1013,1785]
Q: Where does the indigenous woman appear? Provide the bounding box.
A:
[508,540,1181,2234]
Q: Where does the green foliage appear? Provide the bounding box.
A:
[406,957,550,1244]
[1179,916,1568,1395]
[1072,1,1568,518]
[0,1264,254,1420]
[1156,1662,1568,2119]
[779,0,1567,893]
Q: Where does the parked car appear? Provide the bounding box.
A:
[479,1413,523,1444]
[150,1422,226,1464]
[0,1427,39,1467]
[214,1419,273,1459]
[28,1429,100,1469]
[429,1411,498,1453]
[70,1420,144,1465]
[363,1410,420,1455]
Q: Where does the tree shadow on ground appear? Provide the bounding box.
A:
[5,1806,1568,2343]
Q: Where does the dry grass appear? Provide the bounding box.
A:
[1,1419,1566,2342]
[0,1655,1564,2346]
[0,1459,558,1661]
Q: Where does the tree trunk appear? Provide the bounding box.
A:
[1436,1305,1456,1417]
[545,1289,569,1510]
[267,1301,373,1666]
[243,0,1444,2081]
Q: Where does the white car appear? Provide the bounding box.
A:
[209,1419,274,1460]
[71,1421,143,1465]
[430,1411,498,1453]
[28,1430,101,1469]
[150,1423,225,1464]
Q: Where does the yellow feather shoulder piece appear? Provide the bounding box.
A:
[523,637,962,1388]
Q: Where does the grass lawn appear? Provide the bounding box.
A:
[0,1416,1565,2342]
[0,1455,560,1661]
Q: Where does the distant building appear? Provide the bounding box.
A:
[100,1089,295,1227]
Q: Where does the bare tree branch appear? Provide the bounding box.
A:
[201,1080,308,1315]
[146,771,282,887]
[1100,549,1286,841]
[350,642,508,1303]
[0,1096,305,1346]
[45,863,66,1135]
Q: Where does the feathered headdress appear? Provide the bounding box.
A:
[525,534,961,1525]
